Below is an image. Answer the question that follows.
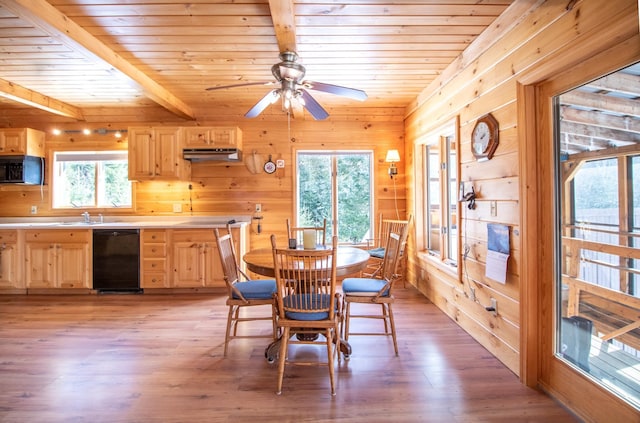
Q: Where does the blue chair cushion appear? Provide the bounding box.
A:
[283,293,334,321]
[368,247,385,259]
[232,279,277,300]
[342,277,390,297]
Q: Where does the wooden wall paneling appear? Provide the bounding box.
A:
[405,0,639,420]
[419,255,521,374]
[404,0,635,393]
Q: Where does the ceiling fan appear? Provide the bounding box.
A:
[206,51,367,120]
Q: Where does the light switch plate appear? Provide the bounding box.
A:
[276,159,285,168]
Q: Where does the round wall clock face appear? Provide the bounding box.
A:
[471,113,499,161]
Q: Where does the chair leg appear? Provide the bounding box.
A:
[271,303,278,340]
[387,303,398,356]
[223,305,235,357]
[326,328,336,396]
[344,301,351,342]
[276,327,289,395]
[232,306,241,336]
[381,303,390,334]
[332,323,342,364]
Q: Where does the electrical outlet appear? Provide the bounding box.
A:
[30,205,37,215]
[490,200,497,217]
[255,203,262,212]
[172,203,182,213]
[469,287,476,302]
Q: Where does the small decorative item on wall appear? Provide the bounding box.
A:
[245,150,263,174]
[471,113,499,161]
[263,155,276,174]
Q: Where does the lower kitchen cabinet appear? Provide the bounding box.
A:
[0,230,22,289]
[141,229,169,288]
[25,230,91,289]
[171,229,226,288]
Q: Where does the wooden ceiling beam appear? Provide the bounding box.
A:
[1,0,195,120]
[561,91,640,119]
[268,0,297,54]
[0,78,84,120]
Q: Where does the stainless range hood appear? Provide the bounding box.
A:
[183,147,242,162]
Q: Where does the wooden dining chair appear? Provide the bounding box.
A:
[286,218,327,247]
[364,214,412,285]
[342,230,404,357]
[214,226,277,357]
[270,234,341,395]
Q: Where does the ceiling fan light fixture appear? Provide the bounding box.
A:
[270,90,281,104]
[212,51,366,120]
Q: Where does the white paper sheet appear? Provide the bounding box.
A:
[486,223,510,284]
[485,250,509,284]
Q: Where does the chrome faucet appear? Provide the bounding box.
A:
[81,211,91,223]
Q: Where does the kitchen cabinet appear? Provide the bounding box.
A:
[25,230,91,289]
[141,229,169,288]
[171,229,225,288]
[128,127,189,180]
[0,230,22,289]
[182,126,242,149]
[0,128,45,157]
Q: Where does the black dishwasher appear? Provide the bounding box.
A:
[93,229,141,293]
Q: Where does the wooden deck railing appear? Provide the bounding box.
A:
[562,237,640,349]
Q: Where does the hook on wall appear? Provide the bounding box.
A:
[460,182,476,210]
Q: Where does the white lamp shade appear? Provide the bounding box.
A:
[385,149,400,163]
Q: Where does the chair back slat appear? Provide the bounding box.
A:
[286,218,327,247]
[371,214,413,252]
[271,235,337,319]
[380,231,403,292]
[214,227,244,298]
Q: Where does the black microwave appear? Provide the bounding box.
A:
[0,156,44,184]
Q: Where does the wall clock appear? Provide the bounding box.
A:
[471,113,499,161]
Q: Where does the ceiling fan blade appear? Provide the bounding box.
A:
[206,81,274,91]
[245,89,279,118]
[302,81,367,101]
[299,90,329,120]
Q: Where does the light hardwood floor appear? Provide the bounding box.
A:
[0,287,579,423]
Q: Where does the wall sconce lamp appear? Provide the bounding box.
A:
[385,149,400,178]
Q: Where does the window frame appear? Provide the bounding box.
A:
[415,117,461,273]
[51,149,134,211]
[294,149,374,245]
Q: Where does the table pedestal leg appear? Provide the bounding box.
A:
[265,331,352,361]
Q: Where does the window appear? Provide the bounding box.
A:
[296,151,373,243]
[52,151,132,209]
[421,120,459,266]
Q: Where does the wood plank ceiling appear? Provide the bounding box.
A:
[0,0,513,123]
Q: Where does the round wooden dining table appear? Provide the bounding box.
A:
[243,245,370,278]
[242,245,370,361]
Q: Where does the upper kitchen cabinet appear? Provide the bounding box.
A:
[182,127,242,149]
[128,127,190,181]
[0,128,45,157]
